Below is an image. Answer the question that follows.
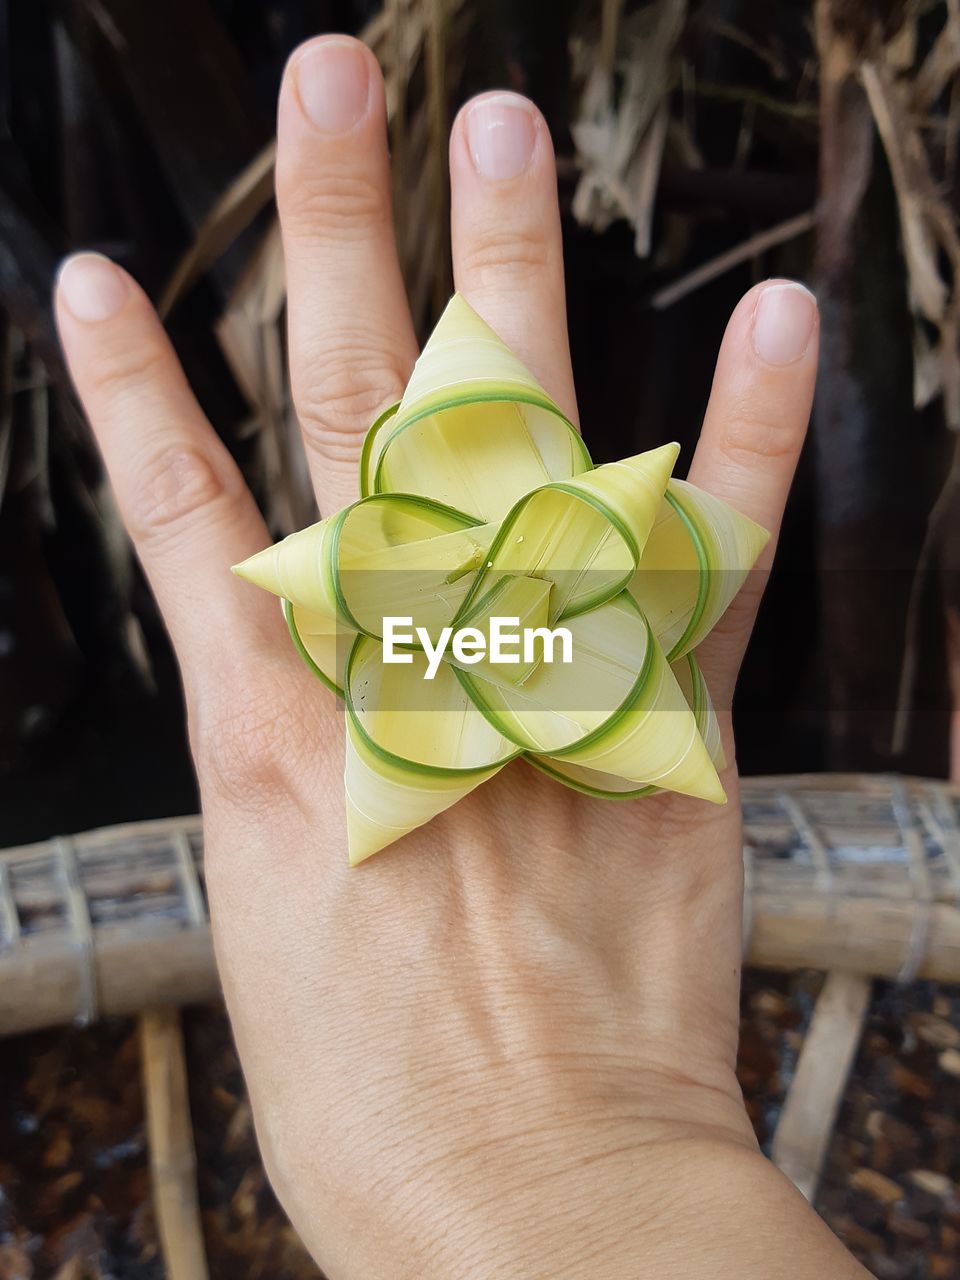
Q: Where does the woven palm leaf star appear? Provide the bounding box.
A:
[234,295,769,864]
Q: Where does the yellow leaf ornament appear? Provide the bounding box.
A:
[234,295,769,864]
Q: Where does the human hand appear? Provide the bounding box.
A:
[55,34,865,1280]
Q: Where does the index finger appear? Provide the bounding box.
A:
[54,253,294,705]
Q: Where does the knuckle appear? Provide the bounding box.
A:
[698,583,761,660]
[712,597,754,646]
[705,602,753,655]
[83,339,169,398]
[195,679,310,805]
[458,226,552,287]
[126,445,230,542]
[293,340,405,447]
[278,170,388,244]
[718,402,803,465]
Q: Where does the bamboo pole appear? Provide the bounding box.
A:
[140,1006,210,1280]
[747,896,960,980]
[1,888,957,1039]
[0,921,219,1036]
[1,777,959,1037]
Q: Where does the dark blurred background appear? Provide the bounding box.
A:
[0,0,956,849]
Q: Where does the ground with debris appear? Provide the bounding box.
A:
[0,973,958,1279]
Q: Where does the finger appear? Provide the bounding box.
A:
[687,279,819,697]
[277,35,418,514]
[450,92,578,424]
[54,253,286,702]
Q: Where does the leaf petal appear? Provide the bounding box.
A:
[284,599,351,696]
[455,443,679,623]
[458,593,724,804]
[364,294,591,520]
[343,635,519,863]
[629,479,769,660]
[528,652,725,797]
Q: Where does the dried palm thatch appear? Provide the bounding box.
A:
[571,0,686,257]
[858,9,960,428]
[807,0,960,754]
[572,0,960,391]
[1,774,959,1039]
[156,0,471,538]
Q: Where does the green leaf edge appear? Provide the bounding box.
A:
[283,597,345,698]
[363,390,592,502]
[451,480,641,629]
[526,652,708,799]
[344,633,523,779]
[661,486,711,663]
[452,590,657,756]
[330,492,482,637]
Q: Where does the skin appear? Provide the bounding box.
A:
[55,34,870,1280]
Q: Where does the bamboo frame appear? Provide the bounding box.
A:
[771,971,872,1200]
[1,773,958,1038]
[140,1006,210,1279]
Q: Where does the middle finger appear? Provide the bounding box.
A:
[277,36,418,514]
[450,92,578,424]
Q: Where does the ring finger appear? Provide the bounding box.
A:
[688,279,820,704]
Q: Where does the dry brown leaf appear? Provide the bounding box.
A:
[0,1242,32,1280]
[158,141,278,321]
[571,0,688,256]
[216,222,314,536]
[861,52,960,426]
[908,1169,957,1197]
[913,5,960,111]
[850,1166,906,1204]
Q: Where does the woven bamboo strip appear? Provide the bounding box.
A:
[0,860,19,945]
[1,774,958,1037]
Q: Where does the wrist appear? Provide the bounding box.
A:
[411,1137,868,1280]
[266,1055,753,1277]
[313,1067,759,1279]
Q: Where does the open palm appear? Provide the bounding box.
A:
[54,33,859,1280]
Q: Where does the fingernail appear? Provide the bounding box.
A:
[295,38,370,133]
[752,282,818,366]
[57,253,129,321]
[466,93,537,181]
